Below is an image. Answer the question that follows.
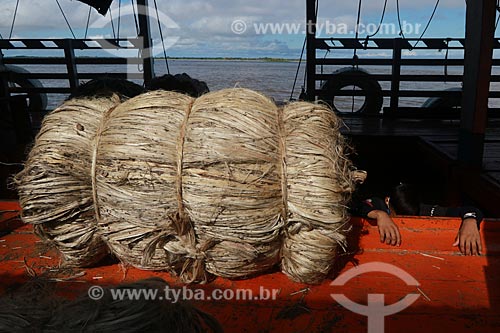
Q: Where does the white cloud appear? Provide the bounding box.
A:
[190,15,260,36]
[0,0,467,57]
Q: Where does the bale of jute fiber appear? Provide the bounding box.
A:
[16,95,122,266]
[16,88,363,284]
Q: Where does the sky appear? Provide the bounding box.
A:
[0,0,478,58]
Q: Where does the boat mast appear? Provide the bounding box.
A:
[136,0,155,85]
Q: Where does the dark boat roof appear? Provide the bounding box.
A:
[77,0,114,15]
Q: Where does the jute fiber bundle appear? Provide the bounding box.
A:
[16,96,121,266]
[16,88,362,284]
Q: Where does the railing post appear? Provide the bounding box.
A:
[389,38,402,114]
[0,66,11,114]
[458,0,496,167]
[136,0,155,86]
[0,69,31,144]
[0,46,11,114]
[63,39,79,92]
[305,0,317,101]
[10,95,32,143]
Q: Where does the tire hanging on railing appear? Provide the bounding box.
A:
[421,87,462,113]
[319,67,383,115]
[2,64,47,112]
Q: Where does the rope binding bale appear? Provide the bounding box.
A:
[15,88,366,284]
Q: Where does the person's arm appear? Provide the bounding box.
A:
[421,204,483,255]
[352,197,401,246]
[451,206,483,256]
[452,218,482,256]
[367,209,401,246]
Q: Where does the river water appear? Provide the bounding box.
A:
[18,59,499,111]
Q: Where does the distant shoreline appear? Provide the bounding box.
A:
[160,57,299,63]
[9,55,300,62]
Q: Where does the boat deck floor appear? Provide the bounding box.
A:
[1,201,499,332]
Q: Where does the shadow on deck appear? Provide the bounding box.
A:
[341,116,500,217]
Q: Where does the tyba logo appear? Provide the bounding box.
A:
[330,262,421,333]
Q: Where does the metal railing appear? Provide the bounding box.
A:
[309,37,500,117]
[0,37,146,103]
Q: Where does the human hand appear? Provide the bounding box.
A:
[453,218,482,255]
[367,210,401,246]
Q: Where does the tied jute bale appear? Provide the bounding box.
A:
[16,96,122,266]
[16,88,363,284]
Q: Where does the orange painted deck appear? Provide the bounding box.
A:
[1,201,499,333]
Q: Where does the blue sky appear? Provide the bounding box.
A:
[0,0,478,58]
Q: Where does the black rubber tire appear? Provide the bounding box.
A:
[421,87,462,112]
[320,67,383,115]
[2,65,47,112]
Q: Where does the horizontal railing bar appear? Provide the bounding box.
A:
[314,37,500,50]
[314,74,471,82]
[9,73,144,80]
[314,89,500,98]
[316,74,500,82]
[2,57,143,65]
[9,87,72,93]
[382,107,500,119]
[0,38,143,50]
[315,58,473,66]
[16,84,499,98]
